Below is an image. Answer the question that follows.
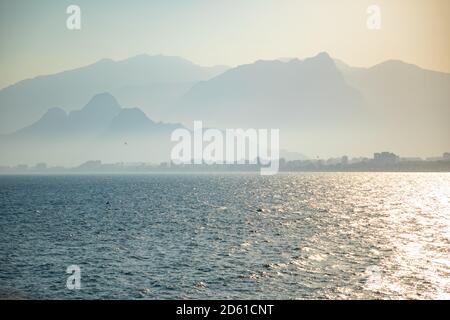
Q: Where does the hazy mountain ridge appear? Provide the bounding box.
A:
[173,53,449,156]
[0,55,228,134]
[335,58,450,155]
[177,52,365,129]
[0,93,183,166]
[0,52,449,164]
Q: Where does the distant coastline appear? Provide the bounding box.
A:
[1,153,449,174]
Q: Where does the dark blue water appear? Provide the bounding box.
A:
[0,173,449,299]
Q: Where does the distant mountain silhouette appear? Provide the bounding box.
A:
[69,92,122,132]
[1,93,183,166]
[177,52,364,129]
[335,59,450,155]
[0,55,228,133]
[173,52,372,156]
[172,52,449,156]
[106,107,181,137]
[13,93,122,138]
[1,52,449,162]
[13,107,68,138]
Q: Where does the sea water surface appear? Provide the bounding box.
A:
[0,173,449,299]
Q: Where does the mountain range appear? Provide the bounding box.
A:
[0,93,182,166]
[0,54,227,134]
[0,52,449,165]
[174,52,449,156]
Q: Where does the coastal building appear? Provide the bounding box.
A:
[374,152,399,164]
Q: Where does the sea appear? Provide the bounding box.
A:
[0,173,449,299]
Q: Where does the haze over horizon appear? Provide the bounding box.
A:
[0,0,449,165]
[0,51,448,165]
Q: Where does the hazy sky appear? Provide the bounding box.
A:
[0,0,449,89]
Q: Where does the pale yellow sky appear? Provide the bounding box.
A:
[0,0,449,89]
